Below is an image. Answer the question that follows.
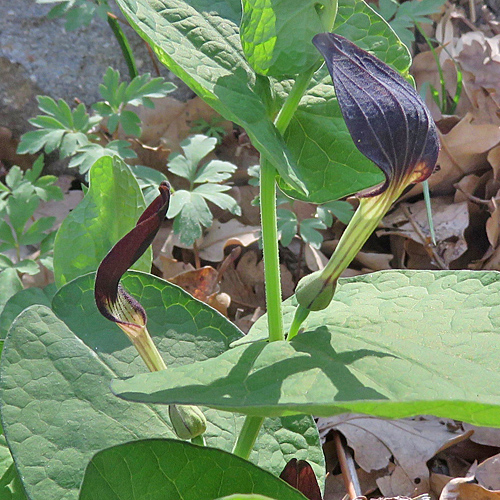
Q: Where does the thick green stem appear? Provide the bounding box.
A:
[275,67,317,132]
[259,67,317,343]
[260,158,284,342]
[232,416,264,460]
[191,434,205,446]
[237,67,317,459]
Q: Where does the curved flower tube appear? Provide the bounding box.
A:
[94,181,207,441]
[95,182,171,371]
[291,33,440,338]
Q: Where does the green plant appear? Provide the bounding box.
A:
[0,156,62,277]
[3,1,499,500]
[17,68,175,174]
[374,0,447,48]
[167,135,241,246]
[190,116,228,145]
[39,0,111,31]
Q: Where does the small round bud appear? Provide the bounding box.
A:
[295,270,337,311]
[169,404,207,440]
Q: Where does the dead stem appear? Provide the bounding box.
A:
[333,431,362,500]
[401,205,448,270]
[193,241,201,269]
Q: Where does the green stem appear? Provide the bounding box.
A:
[289,184,404,335]
[274,66,316,133]
[235,66,317,459]
[260,158,284,342]
[259,66,317,343]
[191,434,205,446]
[232,416,264,460]
[320,190,397,282]
[107,13,138,79]
[287,305,310,341]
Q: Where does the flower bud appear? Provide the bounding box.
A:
[169,404,207,440]
[295,270,337,311]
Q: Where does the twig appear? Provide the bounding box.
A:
[454,183,498,209]
[295,237,305,283]
[401,205,448,270]
[469,0,477,24]
[217,246,241,282]
[146,43,162,77]
[333,431,362,500]
[193,241,201,269]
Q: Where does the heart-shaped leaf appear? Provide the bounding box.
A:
[79,439,308,500]
[0,284,56,339]
[113,270,500,427]
[1,272,324,500]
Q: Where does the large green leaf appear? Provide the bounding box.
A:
[79,439,307,500]
[278,0,410,202]
[240,0,337,77]
[53,156,152,288]
[0,284,56,339]
[113,270,500,426]
[1,272,323,500]
[115,0,305,194]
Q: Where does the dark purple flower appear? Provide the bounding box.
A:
[95,182,170,330]
[312,33,439,196]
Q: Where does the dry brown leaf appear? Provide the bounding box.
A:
[379,197,469,267]
[453,174,482,204]
[139,96,232,153]
[355,251,393,271]
[412,50,465,121]
[196,219,260,262]
[220,250,294,309]
[431,473,455,499]
[455,32,500,114]
[156,255,195,280]
[304,244,328,271]
[318,415,472,498]
[169,266,219,301]
[488,146,500,180]
[168,266,230,315]
[486,198,500,247]
[132,96,185,146]
[462,424,500,447]
[476,454,500,491]
[159,220,260,263]
[434,113,500,193]
[440,477,500,500]
[34,178,83,227]
[234,307,264,334]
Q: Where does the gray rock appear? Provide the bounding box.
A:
[0,0,193,136]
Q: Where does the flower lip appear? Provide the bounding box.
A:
[312,32,440,197]
[95,181,170,326]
